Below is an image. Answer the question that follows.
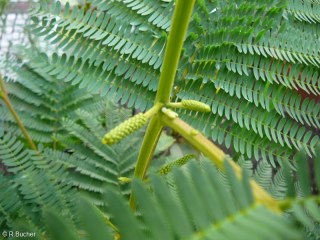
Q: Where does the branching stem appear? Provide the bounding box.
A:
[160,114,280,211]
[130,0,196,209]
[166,102,183,108]
[130,0,278,213]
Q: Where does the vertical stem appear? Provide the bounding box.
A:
[130,0,196,209]
[133,118,162,178]
[133,0,196,175]
[132,103,163,180]
[130,116,162,209]
[155,0,196,103]
[0,76,37,151]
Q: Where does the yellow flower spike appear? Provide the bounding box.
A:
[181,100,211,112]
[102,113,147,145]
[158,154,196,175]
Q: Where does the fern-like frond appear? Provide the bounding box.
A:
[27,0,215,111]
[175,0,320,164]
[0,174,23,228]
[178,80,318,154]
[89,0,173,31]
[0,50,101,145]
[248,159,288,199]
[41,161,300,240]
[239,144,320,238]
[32,52,156,110]
[28,0,320,165]
[287,0,320,24]
[0,131,76,230]
[55,104,143,204]
[113,163,298,239]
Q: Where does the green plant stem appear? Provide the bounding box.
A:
[130,116,163,209]
[0,76,37,151]
[160,114,280,211]
[161,114,225,167]
[130,0,196,209]
[166,102,183,108]
[133,118,162,178]
[144,103,162,118]
[132,0,195,174]
[95,205,119,235]
[155,0,196,104]
[131,102,163,180]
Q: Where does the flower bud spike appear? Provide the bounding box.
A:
[102,113,147,145]
[181,100,211,112]
[118,177,132,184]
[158,154,195,175]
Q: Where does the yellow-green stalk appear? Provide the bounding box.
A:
[130,0,196,209]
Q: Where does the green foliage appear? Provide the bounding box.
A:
[0,130,76,231]
[288,146,320,232]
[41,161,301,240]
[0,0,6,14]
[0,0,320,239]
[240,145,320,238]
[28,0,319,166]
[57,104,144,204]
[0,51,101,145]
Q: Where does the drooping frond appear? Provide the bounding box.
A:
[0,131,76,230]
[252,159,288,199]
[0,50,101,145]
[28,0,173,110]
[41,161,300,240]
